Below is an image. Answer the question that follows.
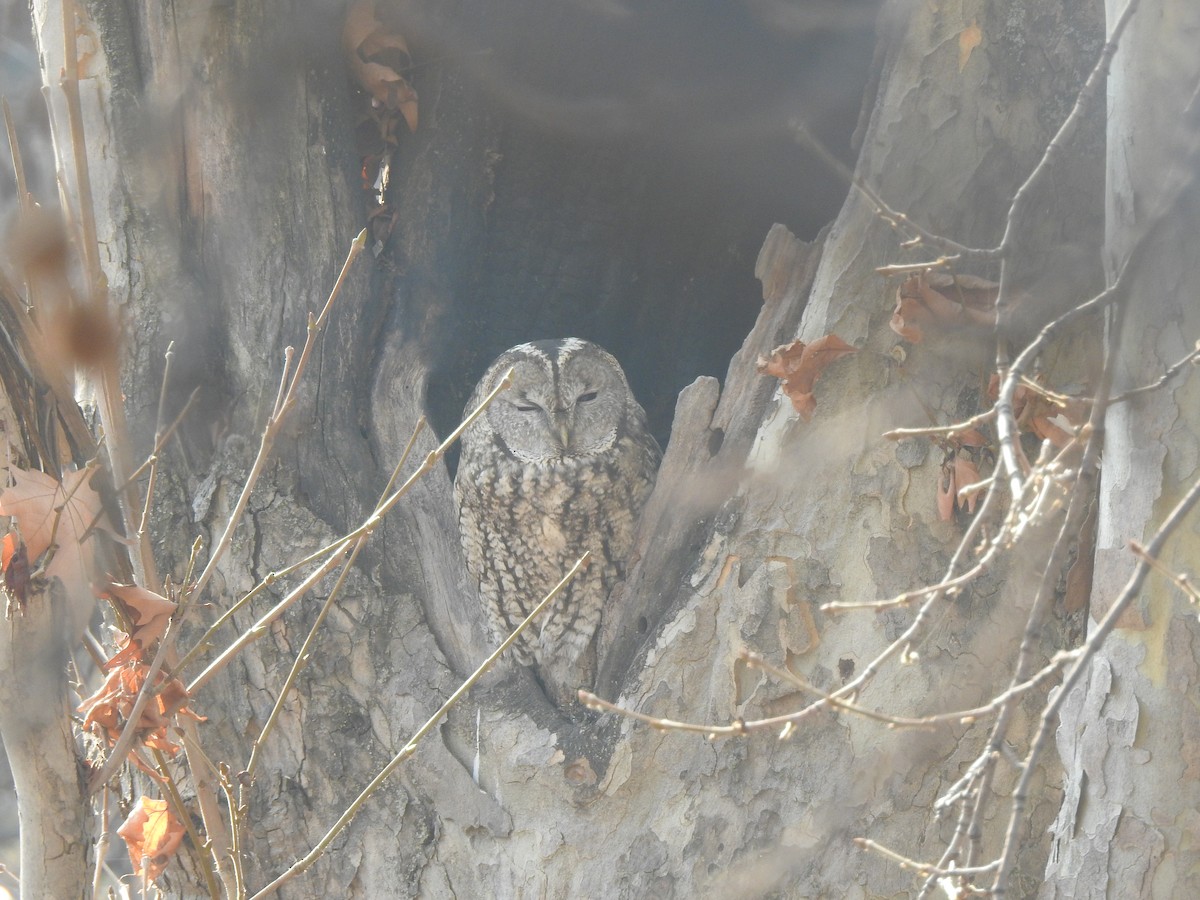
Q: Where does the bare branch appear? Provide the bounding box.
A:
[249,553,592,899]
[190,229,366,602]
[992,471,1200,895]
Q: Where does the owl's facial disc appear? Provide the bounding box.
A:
[483,343,630,461]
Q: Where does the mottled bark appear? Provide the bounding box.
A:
[11,0,1156,897]
[1042,2,1200,897]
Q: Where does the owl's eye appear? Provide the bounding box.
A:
[514,400,541,412]
[577,391,599,404]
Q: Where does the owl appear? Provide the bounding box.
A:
[454,338,661,707]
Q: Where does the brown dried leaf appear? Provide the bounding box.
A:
[342,0,419,131]
[5,204,69,282]
[101,583,177,667]
[955,428,989,449]
[2,532,31,613]
[1030,415,1074,449]
[48,304,120,370]
[0,465,105,597]
[757,335,856,421]
[78,662,204,753]
[959,20,982,72]
[937,460,957,522]
[891,292,929,342]
[892,273,997,343]
[117,797,185,882]
[953,454,983,513]
[926,272,998,310]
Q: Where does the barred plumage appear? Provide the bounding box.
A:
[454,339,661,706]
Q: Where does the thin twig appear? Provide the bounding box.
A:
[993,471,1200,894]
[218,764,246,900]
[244,418,426,782]
[790,119,996,260]
[2,98,30,212]
[992,0,1140,345]
[820,555,992,612]
[90,787,109,898]
[87,615,178,793]
[151,747,222,899]
[135,342,176,540]
[882,408,996,442]
[1130,540,1200,605]
[60,0,158,591]
[961,392,1101,876]
[856,837,998,880]
[743,650,1073,730]
[1110,340,1200,404]
[122,387,199,486]
[189,229,366,602]
[187,370,512,695]
[248,552,591,899]
[875,257,961,276]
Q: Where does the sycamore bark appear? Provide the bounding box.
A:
[25,1,1196,897]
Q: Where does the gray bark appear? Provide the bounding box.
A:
[14,0,1164,897]
[1042,2,1200,897]
[0,577,92,899]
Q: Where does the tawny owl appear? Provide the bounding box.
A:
[454,339,661,706]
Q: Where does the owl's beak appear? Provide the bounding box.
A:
[552,410,572,449]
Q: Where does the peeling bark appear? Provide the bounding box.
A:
[10,0,1156,896]
[1043,2,1200,897]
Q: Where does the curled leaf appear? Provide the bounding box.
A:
[343,0,419,131]
[959,20,982,72]
[987,373,1087,448]
[938,451,986,522]
[757,334,857,421]
[955,428,989,449]
[937,459,957,522]
[78,662,204,757]
[117,797,185,882]
[0,465,107,598]
[1030,414,1075,449]
[101,583,177,668]
[890,292,929,342]
[2,532,31,614]
[890,272,997,342]
[953,454,983,514]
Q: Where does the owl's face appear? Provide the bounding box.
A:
[475,339,634,462]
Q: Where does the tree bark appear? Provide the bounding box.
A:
[1042,2,1200,897]
[17,0,1169,897]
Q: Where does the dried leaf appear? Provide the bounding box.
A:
[117,797,185,882]
[956,428,989,449]
[890,293,928,342]
[1031,415,1074,449]
[988,372,1088,448]
[78,662,204,754]
[2,533,31,613]
[891,273,997,343]
[343,0,419,131]
[5,204,69,282]
[0,465,105,598]
[102,583,176,664]
[937,460,957,522]
[953,454,983,513]
[959,20,982,72]
[757,334,857,421]
[48,304,119,370]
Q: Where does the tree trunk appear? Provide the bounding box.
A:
[22,0,1186,897]
[1042,2,1200,897]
